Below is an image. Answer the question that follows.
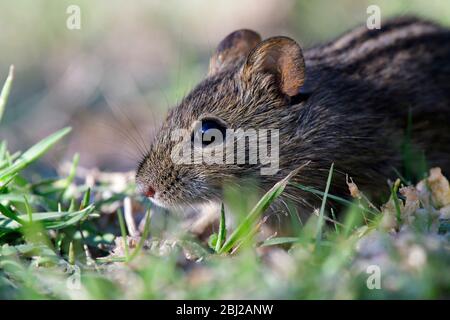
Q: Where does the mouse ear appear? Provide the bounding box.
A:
[241,36,305,97]
[208,29,262,76]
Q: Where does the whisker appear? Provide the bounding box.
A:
[102,95,150,157]
[96,120,148,158]
[112,101,150,155]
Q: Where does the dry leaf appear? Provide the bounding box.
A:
[400,186,420,221]
[427,167,450,208]
[380,199,398,231]
[346,175,361,199]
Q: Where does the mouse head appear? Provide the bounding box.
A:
[136,29,308,208]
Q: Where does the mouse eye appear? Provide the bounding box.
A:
[191,118,227,147]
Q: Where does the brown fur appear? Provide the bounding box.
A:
[136,17,450,219]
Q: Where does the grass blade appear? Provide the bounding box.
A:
[218,163,308,254]
[0,203,26,225]
[117,209,129,259]
[128,209,151,262]
[315,163,334,245]
[68,241,76,265]
[260,237,334,247]
[0,65,14,123]
[79,187,91,210]
[23,195,33,223]
[0,205,95,233]
[214,203,227,252]
[259,237,301,247]
[391,178,402,225]
[0,127,72,181]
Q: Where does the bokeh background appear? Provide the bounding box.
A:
[1,0,449,175]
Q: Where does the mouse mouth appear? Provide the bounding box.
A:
[147,195,169,209]
[136,181,168,208]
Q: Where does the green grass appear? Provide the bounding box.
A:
[0,66,13,123]
[0,68,449,299]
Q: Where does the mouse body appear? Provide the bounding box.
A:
[136,17,450,217]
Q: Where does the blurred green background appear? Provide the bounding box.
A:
[1,0,449,173]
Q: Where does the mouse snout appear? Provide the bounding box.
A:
[144,185,156,198]
[136,178,156,198]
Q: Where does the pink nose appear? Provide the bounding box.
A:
[145,186,156,198]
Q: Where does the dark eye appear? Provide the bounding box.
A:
[191,118,227,147]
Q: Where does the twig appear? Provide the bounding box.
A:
[123,196,138,237]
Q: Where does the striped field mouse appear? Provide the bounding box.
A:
[136,16,450,220]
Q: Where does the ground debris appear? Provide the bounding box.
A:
[363,168,450,233]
